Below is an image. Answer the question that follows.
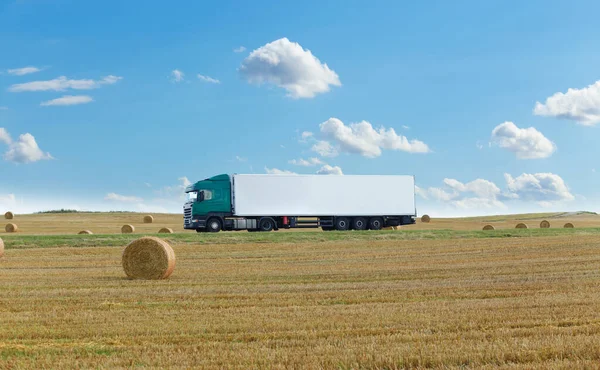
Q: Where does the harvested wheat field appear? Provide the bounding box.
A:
[1,222,600,368]
[1,211,599,236]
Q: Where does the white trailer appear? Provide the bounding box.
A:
[183,173,417,232]
[232,174,416,217]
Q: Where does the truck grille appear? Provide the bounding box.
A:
[183,205,192,227]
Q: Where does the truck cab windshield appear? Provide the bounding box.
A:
[186,191,198,202]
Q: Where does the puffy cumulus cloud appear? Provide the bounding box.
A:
[265,167,297,175]
[317,117,430,158]
[491,121,556,159]
[8,75,122,92]
[197,74,220,84]
[418,178,505,209]
[417,173,575,210]
[40,95,93,106]
[534,80,600,126]
[288,157,323,166]
[316,165,343,175]
[504,173,574,204]
[311,140,338,157]
[1,130,53,164]
[171,69,184,82]
[239,37,341,98]
[104,193,143,203]
[7,66,41,76]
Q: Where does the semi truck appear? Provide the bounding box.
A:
[183,173,417,232]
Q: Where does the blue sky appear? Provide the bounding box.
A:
[1,0,600,216]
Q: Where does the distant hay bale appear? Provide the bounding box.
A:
[5,223,18,233]
[540,220,550,229]
[564,222,574,228]
[482,224,495,231]
[121,236,176,280]
[143,215,154,224]
[78,230,93,235]
[421,214,431,223]
[515,223,528,229]
[0,237,4,257]
[121,224,135,234]
[4,212,13,220]
[158,227,174,234]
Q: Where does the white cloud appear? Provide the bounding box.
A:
[534,80,600,126]
[171,69,184,82]
[402,125,410,130]
[8,75,122,92]
[414,185,429,200]
[40,95,93,106]
[239,37,341,98]
[7,66,41,76]
[1,131,53,164]
[301,131,313,141]
[236,155,248,162]
[0,106,8,110]
[288,157,323,166]
[318,117,430,158]
[104,193,143,203]
[419,178,505,209]
[197,74,220,84]
[265,167,297,175]
[316,164,343,175]
[233,46,246,53]
[491,121,555,159]
[504,173,574,203]
[311,140,338,157]
[0,128,11,145]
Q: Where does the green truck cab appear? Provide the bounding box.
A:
[183,174,232,231]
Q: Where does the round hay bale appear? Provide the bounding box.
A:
[421,214,431,223]
[121,236,175,280]
[564,222,574,228]
[540,220,550,229]
[0,237,4,257]
[78,230,93,235]
[482,224,495,231]
[158,227,174,234]
[515,223,528,229]
[121,224,135,234]
[4,212,13,220]
[143,215,154,224]
[5,223,17,233]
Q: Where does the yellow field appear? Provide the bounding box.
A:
[2,211,599,235]
[1,212,600,368]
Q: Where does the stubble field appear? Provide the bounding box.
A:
[1,212,600,368]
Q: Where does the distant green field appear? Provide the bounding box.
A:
[2,227,598,250]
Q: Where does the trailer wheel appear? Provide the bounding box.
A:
[206,218,222,233]
[335,217,350,231]
[352,217,368,230]
[368,217,383,230]
[259,218,275,232]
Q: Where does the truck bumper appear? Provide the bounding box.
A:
[184,218,206,230]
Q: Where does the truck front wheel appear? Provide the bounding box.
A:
[206,218,222,233]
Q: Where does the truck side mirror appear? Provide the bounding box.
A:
[199,191,204,202]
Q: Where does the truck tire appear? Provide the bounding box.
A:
[335,217,350,231]
[368,217,383,230]
[259,218,275,232]
[206,218,222,233]
[352,217,368,230]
